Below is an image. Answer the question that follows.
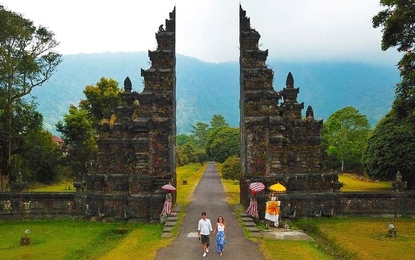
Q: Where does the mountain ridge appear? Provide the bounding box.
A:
[30,52,400,134]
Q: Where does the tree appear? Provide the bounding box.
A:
[373,1,415,119]
[0,98,61,185]
[0,6,62,183]
[210,114,229,129]
[18,129,63,184]
[56,105,97,176]
[179,143,197,165]
[57,78,121,176]
[79,77,121,124]
[205,126,240,163]
[364,111,415,187]
[369,1,415,187]
[190,122,209,149]
[177,134,191,146]
[322,107,371,172]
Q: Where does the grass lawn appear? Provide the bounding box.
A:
[294,217,415,260]
[25,182,75,193]
[0,219,158,260]
[339,173,391,191]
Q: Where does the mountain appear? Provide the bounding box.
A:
[30,52,400,135]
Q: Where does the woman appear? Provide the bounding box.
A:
[213,216,226,256]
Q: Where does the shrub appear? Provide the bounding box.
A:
[222,156,241,180]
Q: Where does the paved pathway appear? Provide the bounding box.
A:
[155,162,265,259]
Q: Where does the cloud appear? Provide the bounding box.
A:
[1,0,401,65]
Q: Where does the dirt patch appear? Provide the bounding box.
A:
[260,228,314,241]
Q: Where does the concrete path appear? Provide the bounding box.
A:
[155,162,265,259]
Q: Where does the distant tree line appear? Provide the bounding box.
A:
[176,114,241,180]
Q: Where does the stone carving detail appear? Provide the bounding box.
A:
[2,200,12,211]
[22,201,31,211]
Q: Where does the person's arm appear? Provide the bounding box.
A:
[212,223,217,235]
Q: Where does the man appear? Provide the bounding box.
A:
[197,211,213,257]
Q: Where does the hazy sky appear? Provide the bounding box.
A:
[1,0,401,66]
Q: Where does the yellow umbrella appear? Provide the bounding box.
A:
[269,182,286,193]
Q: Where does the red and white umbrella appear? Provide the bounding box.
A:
[161,183,176,192]
[249,182,265,195]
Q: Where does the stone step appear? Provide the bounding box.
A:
[163,226,173,233]
[246,226,260,232]
[161,232,172,238]
[244,222,256,227]
[250,232,262,237]
[240,213,252,218]
[167,216,178,221]
[165,221,176,227]
[241,217,254,222]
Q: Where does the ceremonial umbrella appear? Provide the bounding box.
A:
[269,182,286,193]
[249,182,265,194]
[161,183,176,192]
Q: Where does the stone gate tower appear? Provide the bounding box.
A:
[80,7,176,221]
[239,5,340,207]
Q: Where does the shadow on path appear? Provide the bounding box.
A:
[155,162,265,259]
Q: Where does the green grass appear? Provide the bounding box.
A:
[25,181,75,193]
[339,173,391,191]
[0,219,145,260]
[176,163,206,205]
[294,217,415,260]
[97,223,171,260]
[260,239,333,260]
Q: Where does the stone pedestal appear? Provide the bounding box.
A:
[20,237,30,246]
[388,229,397,238]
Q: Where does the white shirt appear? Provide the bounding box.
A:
[198,218,213,235]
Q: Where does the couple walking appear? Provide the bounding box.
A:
[197,212,226,257]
